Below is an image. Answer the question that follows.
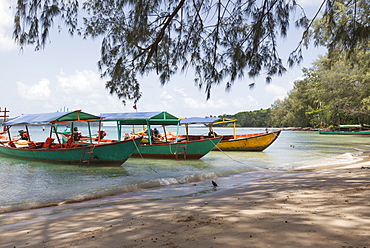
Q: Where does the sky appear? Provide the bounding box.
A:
[0,0,326,119]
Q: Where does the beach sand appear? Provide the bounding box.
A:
[1,162,370,248]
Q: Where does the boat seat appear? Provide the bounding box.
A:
[28,141,37,149]
[42,138,55,148]
[65,137,76,148]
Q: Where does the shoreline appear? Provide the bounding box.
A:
[1,159,370,248]
[0,152,363,217]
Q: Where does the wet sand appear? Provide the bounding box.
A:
[1,162,370,248]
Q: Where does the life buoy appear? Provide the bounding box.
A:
[17,140,28,145]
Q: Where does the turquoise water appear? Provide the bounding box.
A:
[0,126,369,214]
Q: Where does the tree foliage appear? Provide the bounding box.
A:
[268,0,370,128]
[220,108,272,127]
[12,0,369,103]
[270,46,370,127]
[308,0,370,59]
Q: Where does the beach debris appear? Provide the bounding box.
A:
[212,180,218,187]
[361,166,370,169]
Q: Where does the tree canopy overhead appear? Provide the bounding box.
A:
[12,0,370,104]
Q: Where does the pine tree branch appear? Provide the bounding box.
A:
[142,0,186,71]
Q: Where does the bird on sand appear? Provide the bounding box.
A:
[212,180,218,187]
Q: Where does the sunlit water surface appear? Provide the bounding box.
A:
[1,125,369,214]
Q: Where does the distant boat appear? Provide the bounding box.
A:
[180,117,281,151]
[319,125,370,135]
[98,112,222,160]
[0,110,142,165]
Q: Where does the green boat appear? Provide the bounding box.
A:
[0,110,142,165]
[319,125,370,135]
[99,112,222,160]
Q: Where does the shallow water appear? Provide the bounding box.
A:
[0,126,369,214]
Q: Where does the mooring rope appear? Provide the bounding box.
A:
[210,138,245,164]
[132,139,158,173]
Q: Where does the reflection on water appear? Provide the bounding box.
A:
[0,126,369,214]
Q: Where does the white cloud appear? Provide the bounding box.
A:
[159,90,174,100]
[57,70,102,93]
[16,79,51,100]
[265,84,288,96]
[182,98,230,114]
[172,87,188,97]
[0,1,16,51]
[231,96,259,109]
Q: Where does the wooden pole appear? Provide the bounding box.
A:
[25,125,31,142]
[0,108,10,132]
[97,121,101,144]
[233,121,237,139]
[53,125,62,145]
[7,126,11,141]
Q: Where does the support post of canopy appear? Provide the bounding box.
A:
[185,124,189,141]
[70,123,74,137]
[25,125,31,142]
[210,124,215,137]
[117,122,122,141]
[131,125,135,139]
[96,121,101,144]
[117,121,122,141]
[233,121,237,139]
[53,125,62,145]
[163,125,168,142]
[146,120,152,145]
[47,125,53,139]
[88,121,93,144]
[6,126,11,141]
[175,122,179,142]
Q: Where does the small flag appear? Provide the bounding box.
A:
[133,104,137,110]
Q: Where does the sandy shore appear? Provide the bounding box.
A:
[1,162,370,248]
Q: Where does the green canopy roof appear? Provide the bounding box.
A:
[99,112,180,125]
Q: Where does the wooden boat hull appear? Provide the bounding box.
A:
[131,137,222,159]
[0,138,142,165]
[319,130,370,135]
[214,130,281,151]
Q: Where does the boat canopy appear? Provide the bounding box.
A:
[180,117,219,125]
[180,117,235,125]
[2,110,103,126]
[181,117,238,139]
[99,111,180,125]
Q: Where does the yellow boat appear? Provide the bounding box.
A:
[212,130,281,151]
[180,117,281,151]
